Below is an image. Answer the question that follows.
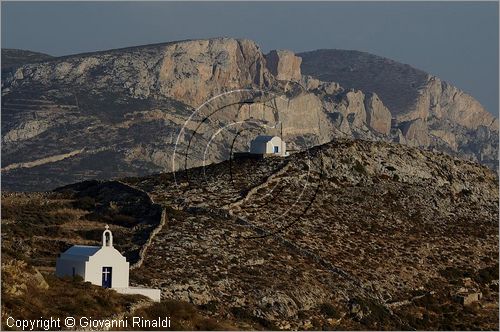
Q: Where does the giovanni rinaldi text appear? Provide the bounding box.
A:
[5,316,172,330]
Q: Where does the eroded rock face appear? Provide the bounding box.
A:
[264,50,302,81]
[157,38,270,106]
[343,90,367,127]
[1,38,497,191]
[430,129,458,152]
[399,119,430,147]
[396,76,499,135]
[300,49,498,168]
[5,38,270,108]
[364,93,392,135]
[430,78,498,131]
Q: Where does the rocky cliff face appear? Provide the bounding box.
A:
[364,93,392,135]
[1,38,497,191]
[265,50,302,81]
[4,39,269,107]
[300,49,498,169]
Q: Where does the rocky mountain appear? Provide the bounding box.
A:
[1,38,497,191]
[300,50,499,167]
[2,139,498,329]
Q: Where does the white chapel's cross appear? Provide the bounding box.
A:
[103,268,111,281]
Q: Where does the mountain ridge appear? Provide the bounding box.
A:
[1,37,497,191]
[1,48,53,70]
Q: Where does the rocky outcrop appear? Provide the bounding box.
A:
[364,93,392,135]
[443,82,498,128]
[2,259,49,297]
[4,38,270,108]
[299,49,428,115]
[2,119,51,143]
[299,49,498,167]
[430,129,458,151]
[339,90,367,128]
[405,76,498,132]
[156,38,270,106]
[399,119,430,147]
[1,39,497,191]
[264,50,302,81]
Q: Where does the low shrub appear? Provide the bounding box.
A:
[319,302,341,318]
[124,300,236,330]
[353,160,367,175]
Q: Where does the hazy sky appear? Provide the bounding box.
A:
[2,1,498,116]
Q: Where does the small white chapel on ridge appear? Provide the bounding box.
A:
[249,135,288,157]
[56,225,160,302]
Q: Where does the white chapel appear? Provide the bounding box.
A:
[249,135,288,157]
[56,225,160,302]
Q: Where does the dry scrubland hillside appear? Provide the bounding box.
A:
[2,139,498,330]
[1,184,239,330]
[2,38,498,191]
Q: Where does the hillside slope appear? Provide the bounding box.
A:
[1,48,53,70]
[1,39,497,191]
[121,139,498,329]
[2,139,498,329]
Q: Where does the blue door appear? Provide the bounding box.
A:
[102,267,112,288]
[274,146,279,153]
